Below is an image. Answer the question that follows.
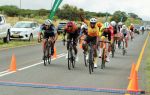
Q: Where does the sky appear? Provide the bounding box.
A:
[0,0,150,21]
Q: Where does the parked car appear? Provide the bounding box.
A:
[10,21,39,41]
[57,22,67,34]
[0,14,11,43]
[146,25,150,30]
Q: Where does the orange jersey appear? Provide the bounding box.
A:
[84,19,99,37]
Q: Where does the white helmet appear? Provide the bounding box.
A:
[118,22,123,26]
[45,19,52,25]
[111,21,116,26]
[130,23,133,26]
[90,18,97,23]
[122,25,126,29]
[81,24,88,30]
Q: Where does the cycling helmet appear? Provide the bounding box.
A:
[104,22,110,28]
[45,19,52,25]
[122,25,126,29]
[66,21,74,27]
[90,18,97,23]
[118,22,123,26]
[81,24,88,30]
[97,22,103,28]
[110,21,116,26]
[130,23,134,26]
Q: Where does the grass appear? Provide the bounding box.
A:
[0,39,39,50]
[0,35,63,50]
[145,39,150,93]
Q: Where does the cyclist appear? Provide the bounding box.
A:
[120,25,129,51]
[129,23,134,39]
[99,22,113,62]
[140,26,145,34]
[80,16,99,68]
[41,19,58,59]
[110,21,118,47]
[64,21,80,61]
[117,22,123,49]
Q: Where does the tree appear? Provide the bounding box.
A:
[110,11,128,23]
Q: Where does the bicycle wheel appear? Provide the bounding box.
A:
[83,51,87,67]
[68,49,71,70]
[101,49,106,69]
[44,43,48,66]
[122,41,126,56]
[48,46,51,64]
[71,49,75,68]
[88,50,94,74]
[111,42,115,58]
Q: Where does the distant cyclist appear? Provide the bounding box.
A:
[99,22,113,62]
[80,16,99,68]
[117,22,123,49]
[120,25,129,51]
[140,26,145,34]
[64,21,80,61]
[41,19,58,59]
[110,21,118,48]
[129,23,134,40]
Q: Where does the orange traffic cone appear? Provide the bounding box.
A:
[52,47,57,58]
[128,63,136,79]
[127,70,139,92]
[9,54,17,72]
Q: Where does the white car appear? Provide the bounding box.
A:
[0,15,12,43]
[10,21,40,41]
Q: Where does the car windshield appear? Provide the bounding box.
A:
[14,22,32,28]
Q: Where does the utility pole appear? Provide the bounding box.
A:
[19,0,21,20]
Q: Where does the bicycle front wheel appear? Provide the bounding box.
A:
[111,42,115,58]
[68,49,71,70]
[48,47,51,64]
[83,52,87,67]
[101,49,106,69]
[88,51,94,74]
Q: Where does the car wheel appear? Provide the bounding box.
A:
[3,32,10,43]
[29,34,33,41]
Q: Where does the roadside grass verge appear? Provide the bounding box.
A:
[0,39,38,50]
[0,35,63,50]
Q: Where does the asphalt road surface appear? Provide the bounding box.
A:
[0,32,149,95]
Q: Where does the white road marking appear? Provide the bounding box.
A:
[0,70,9,75]
[0,53,66,77]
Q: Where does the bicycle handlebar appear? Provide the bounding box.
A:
[99,41,111,43]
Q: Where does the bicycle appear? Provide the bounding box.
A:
[67,40,76,70]
[80,36,88,67]
[87,41,94,74]
[122,37,126,56]
[43,38,52,66]
[99,40,110,69]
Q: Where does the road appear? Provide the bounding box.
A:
[0,32,148,95]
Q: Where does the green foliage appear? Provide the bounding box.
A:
[110,11,128,23]
[0,5,19,16]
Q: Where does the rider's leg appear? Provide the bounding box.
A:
[106,44,111,62]
[92,37,98,68]
[99,36,105,58]
[73,34,78,61]
[106,34,111,62]
[66,34,71,58]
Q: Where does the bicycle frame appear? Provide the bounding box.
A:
[99,40,110,69]
[67,40,76,70]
